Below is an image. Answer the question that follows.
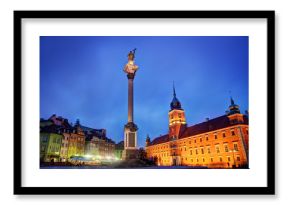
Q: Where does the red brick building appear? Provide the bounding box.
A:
[145,87,249,168]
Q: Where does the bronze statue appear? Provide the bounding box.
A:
[124,48,139,74]
[128,48,137,61]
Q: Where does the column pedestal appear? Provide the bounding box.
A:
[122,122,138,160]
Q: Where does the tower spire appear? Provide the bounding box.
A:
[230,96,235,105]
[227,94,241,115]
[173,81,176,97]
[229,90,235,105]
[170,82,182,110]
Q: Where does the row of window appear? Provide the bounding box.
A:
[48,145,60,152]
[170,113,183,119]
[185,155,241,163]
[159,156,241,165]
[69,137,84,141]
[150,142,239,155]
[61,142,114,150]
[187,130,235,144]
[186,143,239,154]
[149,130,240,151]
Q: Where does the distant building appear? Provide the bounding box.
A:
[145,86,249,168]
[48,114,71,127]
[115,141,124,160]
[60,132,70,161]
[40,125,63,162]
[67,120,86,159]
[40,115,72,162]
[85,131,115,160]
[40,115,115,162]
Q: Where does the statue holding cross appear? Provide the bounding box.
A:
[123,48,139,75]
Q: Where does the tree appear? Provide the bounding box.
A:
[137,148,147,160]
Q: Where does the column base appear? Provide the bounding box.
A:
[122,149,139,160]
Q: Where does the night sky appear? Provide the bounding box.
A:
[40,36,248,147]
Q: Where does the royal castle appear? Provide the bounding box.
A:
[145,86,249,168]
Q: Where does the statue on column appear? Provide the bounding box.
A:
[122,49,139,160]
[123,48,139,75]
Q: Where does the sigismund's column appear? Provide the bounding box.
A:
[122,49,139,160]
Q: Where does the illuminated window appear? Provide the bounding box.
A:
[206,136,208,141]
[200,138,202,142]
[215,145,220,153]
[224,144,229,152]
[231,130,235,136]
[234,143,239,151]
[201,147,204,154]
[190,150,193,155]
[227,156,231,162]
[214,134,217,139]
[196,158,199,162]
[178,113,181,118]
[223,132,226,138]
[207,147,211,154]
[237,156,241,161]
[219,157,223,162]
[211,157,214,162]
[194,139,196,143]
[195,148,198,154]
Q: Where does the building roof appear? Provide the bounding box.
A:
[148,115,248,146]
[40,124,63,134]
[115,141,124,150]
[48,114,72,128]
[150,134,169,146]
[80,125,105,134]
[85,132,115,144]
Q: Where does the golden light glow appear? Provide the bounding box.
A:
[147,106,248,168]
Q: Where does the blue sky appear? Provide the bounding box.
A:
[40,36,248,147]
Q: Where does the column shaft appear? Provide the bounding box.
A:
[128,78,133,122]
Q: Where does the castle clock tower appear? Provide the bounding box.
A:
[168,84,186,166]
[168,84,187,139]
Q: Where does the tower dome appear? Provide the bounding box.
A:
[227,97,241,115]
[170,83,182,110]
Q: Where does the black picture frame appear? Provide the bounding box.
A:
[14,10,275,195]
